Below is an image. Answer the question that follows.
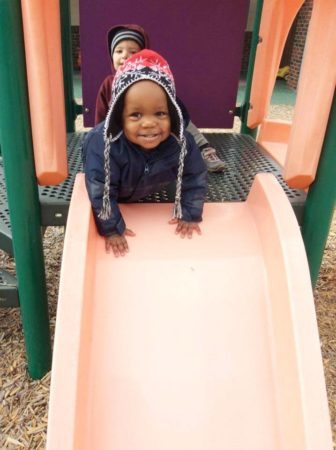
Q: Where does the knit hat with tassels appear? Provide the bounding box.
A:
[99,49,188,222]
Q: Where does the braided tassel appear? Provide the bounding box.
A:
[173,199,183,219]
[98,136,112,220]
[98,195,112,220]
[173,137,187,219]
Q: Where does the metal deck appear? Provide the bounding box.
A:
[0,269,18,307]
[0,132,306,258]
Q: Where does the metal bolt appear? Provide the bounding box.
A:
[228,109,234,115]
[84,107,90,113]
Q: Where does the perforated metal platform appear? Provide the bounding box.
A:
[141,133,306,213]
[0,132,306,257]
[0,133,84,255]
[39,132,84,226]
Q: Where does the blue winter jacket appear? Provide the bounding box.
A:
[83,123,207,236]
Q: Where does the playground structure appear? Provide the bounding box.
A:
[0,0,335,447]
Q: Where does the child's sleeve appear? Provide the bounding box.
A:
[94,76,112,125]
[83,131,126,236]
[180,133,208,222]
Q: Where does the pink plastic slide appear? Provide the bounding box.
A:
[47,174,332,449]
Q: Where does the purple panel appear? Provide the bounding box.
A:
[80,0,249,128]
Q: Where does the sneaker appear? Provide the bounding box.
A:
[201,147,226,173]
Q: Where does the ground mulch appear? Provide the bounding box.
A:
[0,107,335,448]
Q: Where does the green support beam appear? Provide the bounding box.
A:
[302,90,336,287]
[240,0,263,138]
[0,0,51,378]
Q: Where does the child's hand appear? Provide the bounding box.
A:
[105,229,136,257]
[169,218,202,239]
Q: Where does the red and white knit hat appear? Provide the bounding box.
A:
[99,49,187,221]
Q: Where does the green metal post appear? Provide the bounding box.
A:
[0,0,51,378]
[60,0,77,132]
[240,0,264,137]
[302,90,336,287]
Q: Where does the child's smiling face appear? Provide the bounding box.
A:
[112,40,141,70]
[122,80,171,151]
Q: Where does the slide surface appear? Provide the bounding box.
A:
[47,174,332,449]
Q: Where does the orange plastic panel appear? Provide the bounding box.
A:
[247,0,304,128]
[21,0,68,185]
[46,174,332,450]
[257,119,291,167]
[283,0,336,189]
